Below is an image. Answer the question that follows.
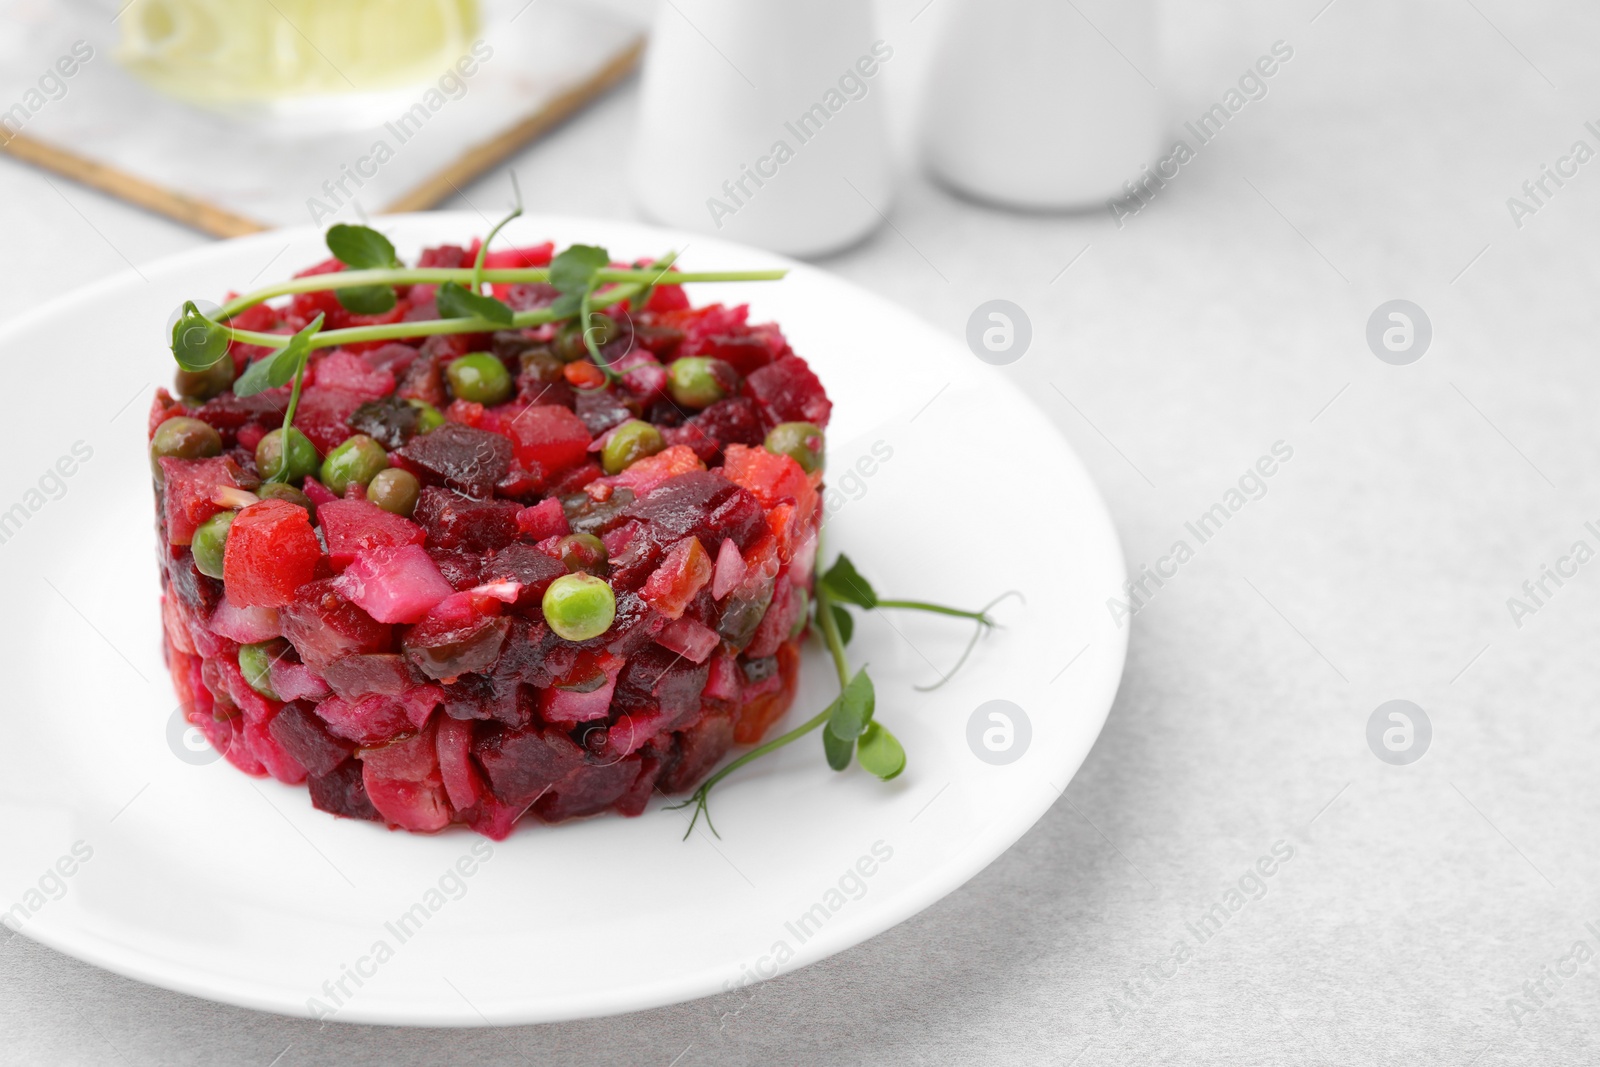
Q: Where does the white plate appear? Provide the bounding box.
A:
[0,214,1126,1025]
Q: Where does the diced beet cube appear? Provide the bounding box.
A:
[616,645,711,717]
[534,760,641,822]
[268,701,356,777]
[293,387,368,454]
[482,543,567,610]
[332,543,454,623]
[573,389,632,436]
[246,714,309,784]
[404,605,511,681]
[209,595,281,643]
[313,349,394,399]
[413,487,521,551]
[279,578,393,672]
[614,756,662,817]
[604,592,668,657]
[625,470,765,551]
[269,659,331,702]
[702,651,743,704]
[161,456,242,545]
[662,397,765,462]
[696,334,777,376]
[317,498,426,571]
[656,615,720,663]
[436,716,485,814]
[515,498,568,540]
[428,546,485,590]
[223,499,324,608]
[640,536,713,620]
[474,725,587,807]
[711,537,747,600]
[659,712,735,793]
[358,714,439,779]
[504,404,591,472]
[308,758,382,821]
[313,692,412,744]
[363,774,451,832]
[397,422,512,498]
[744,354,831,428]
[322,653,412,701]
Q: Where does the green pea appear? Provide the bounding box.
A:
[238,640,286,701]
[557,533,609,576]
[406,398,445,433]
[542,573,617,641]
[600,419,664,475]
[319,434,389,496]
[554,322,588,363]
[447,353,513,406]
[667,357,730,409]
[255,426,320,484]
[366,468,421,517]
[764,422,825,474]
[191,510,234,578]
[150,417,222,478]
[255,481,315,518]
[174,357,236,403]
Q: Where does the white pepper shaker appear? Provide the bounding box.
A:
[631,0,894,257]
[920,0,1164,210]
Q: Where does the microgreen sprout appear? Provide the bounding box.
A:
[668,551,1005,839]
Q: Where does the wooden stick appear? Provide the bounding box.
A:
[0,132,267,236]
[382,37,644,215]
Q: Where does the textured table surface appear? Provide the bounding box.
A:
[3,1,1598,1063]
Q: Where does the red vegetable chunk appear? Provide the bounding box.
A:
[279,578,393,672]
[318,498,427,571]
[503,404,591,473]
[160,456,241,545]
[332,544,454,624]
[223,499,323,607]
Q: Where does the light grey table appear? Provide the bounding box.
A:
[4,1,1597,1063]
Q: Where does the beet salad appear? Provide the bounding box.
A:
[152,234,832,839]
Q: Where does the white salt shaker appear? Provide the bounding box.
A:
[920,0,1164,210]
[630,0,894,257]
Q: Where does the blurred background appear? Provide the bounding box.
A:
[6,1,1600,1065]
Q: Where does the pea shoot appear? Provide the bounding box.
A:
[669,552,1017,839]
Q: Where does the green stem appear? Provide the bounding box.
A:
[667,576,852,838]
[268,354,310,484]
[221,277,651,353]
[876,598,996,624]
[216,267,786,320]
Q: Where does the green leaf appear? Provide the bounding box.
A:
[549,244,610,297]
[831,604,854,646]
[548,292,582,318]
[825,668,875,742]
[326,224,399,269]
[170,302,230,371]
[435,281,514,325]
[233,314,323,398]
[335,284,397,315]
[855,722,905,781]
[822,554,878,609]
[822,715,854,771]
